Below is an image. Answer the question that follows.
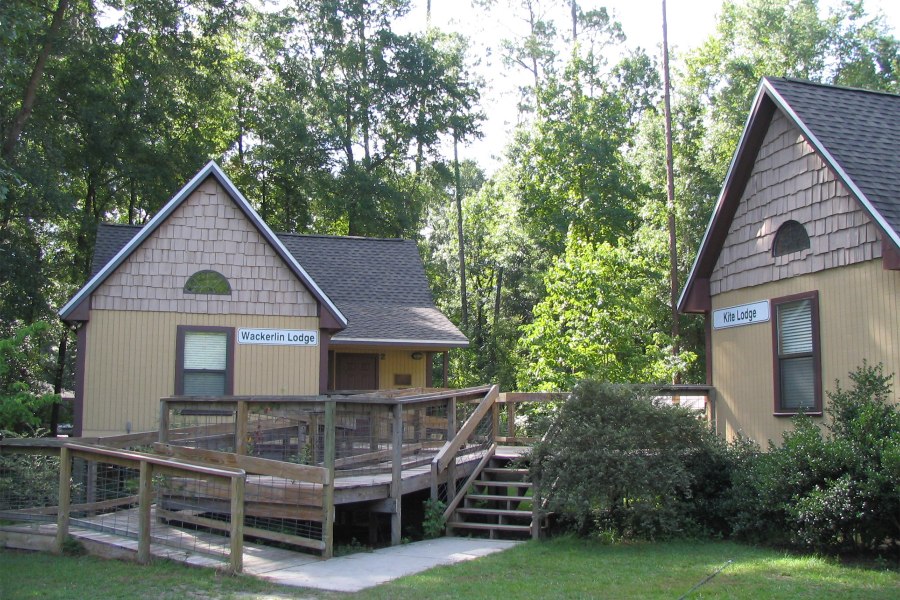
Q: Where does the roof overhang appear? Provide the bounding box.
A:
[330,337,469,349]
[58,161,347,328]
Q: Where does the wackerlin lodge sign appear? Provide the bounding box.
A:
[237,328,319,346]
[712,300,770,330]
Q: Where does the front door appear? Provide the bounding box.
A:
[334,353,379,390]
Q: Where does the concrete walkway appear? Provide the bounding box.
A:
[251,537,521,593]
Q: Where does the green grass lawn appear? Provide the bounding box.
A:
[1,537,897,599]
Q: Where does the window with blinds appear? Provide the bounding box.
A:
[773,293,820,413]
[177,327,233,396]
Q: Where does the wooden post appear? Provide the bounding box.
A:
[491,400,500,446]
[137,461,153,564]
[708,388,718,436]
[390,403,403,545]
[323,400,336,558]
[531,478,541,540]
[235,400,249,455]
[55,446,72,554]
[158,400,169,444]
[507,400,516,440]
[446,396,457,500]
[229,475,245,573]
[85,460,97,514]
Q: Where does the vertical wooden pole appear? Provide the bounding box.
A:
[390,403,403,545]
[531,479,541,540]
[158,400,169,444]
[235,400,249,455]
[55,446,72,554]
[491,400,500,446]
[229,475,245,573]
[446,396,457,499]
[662,0,681,382]
[85,461,97,514]
[323,400,336,558]
[507,400,516,440]
[137,461,153,564]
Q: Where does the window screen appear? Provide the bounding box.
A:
[177,327,233,396]
[775,296,819,412]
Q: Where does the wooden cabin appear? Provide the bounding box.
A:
[679,78,900,445]
[59,162,468,437]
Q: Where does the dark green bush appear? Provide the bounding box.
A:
[726,363,900,555]
[531,380,725,540]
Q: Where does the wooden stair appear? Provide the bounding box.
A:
[446,457,547,540]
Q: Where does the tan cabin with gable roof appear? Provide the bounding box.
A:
[59,162,468,437]
[679,78,900,445]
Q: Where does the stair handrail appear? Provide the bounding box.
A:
[430,384,499,514]
[441,443,496,522]
[432,384,499,473]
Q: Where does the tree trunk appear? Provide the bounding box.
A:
[454,131,468,329]
[50,327,69,436]
[662,0,681,384]
[2,0,70,163]
[571,0,578,41]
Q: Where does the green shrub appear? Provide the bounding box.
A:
[0,321,60,434]
[726,363,900,555]
[422,498,446,539]
[531,380,724,540]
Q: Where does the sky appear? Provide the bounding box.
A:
[398,0,900,173]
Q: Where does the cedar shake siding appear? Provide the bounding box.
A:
[679,78,900,446]
[91,179,318,317]
[710,111,883,295]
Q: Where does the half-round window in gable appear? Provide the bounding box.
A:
[184,270,231,295]
[772,220,810,257]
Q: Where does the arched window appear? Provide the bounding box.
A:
[772,220,810,257]
[184,270,231,295]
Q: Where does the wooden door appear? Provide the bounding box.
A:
[334,353,379,390]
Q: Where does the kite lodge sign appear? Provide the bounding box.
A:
[712,300,770,330]
[238,328,319,346]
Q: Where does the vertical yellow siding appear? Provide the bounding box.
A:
[83,311,320,436]
[379,349,427,389]
[712,259,900,444]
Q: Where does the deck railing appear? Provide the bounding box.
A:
[159,386,495,545]
[0,440,248,572]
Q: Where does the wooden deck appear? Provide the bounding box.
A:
[1,385,547,565]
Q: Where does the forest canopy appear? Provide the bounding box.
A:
[2,0,899,421]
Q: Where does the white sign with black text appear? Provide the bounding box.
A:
[237,328,319,346]
[712,300,770,330]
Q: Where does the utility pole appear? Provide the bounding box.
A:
[662,0,681,384]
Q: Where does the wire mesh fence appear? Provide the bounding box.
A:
[0,445,61,525]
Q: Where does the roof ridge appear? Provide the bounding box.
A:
[277,231,412,243]
[766,76,900,99]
